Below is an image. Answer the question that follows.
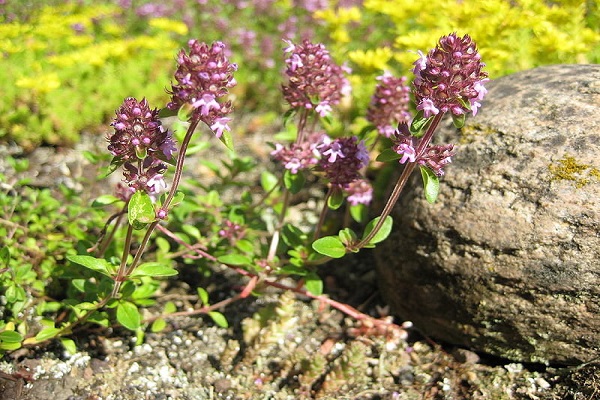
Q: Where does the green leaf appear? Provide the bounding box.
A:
[116,301,141,331]
[60,338,77,355]
[312,236,346,258]
[158,106,178,119]
[88,311,110,327]
[0,341,22,351]
[409,111,432,137]
[280,263,306,275]
[327,187,344,210]
[0,246,9,267]
[357,124,376,140]
[169,191,185,207]
[283,169,305,194]
[261,171,279,192]
[208,311,229,328]
[35,327,61,342]
[128,190,156,230]
[282,224,306,248]
[420,166,440,204]
[235,239,255,254]
[197,288,209,305]
[130,262,178,278]
[164,301,177,314]
[102,157,123,178]
[91,194,121,207]
[0,330,23,343]
[376,148,402,162]
[66,255,115,278]
[452,112,466,129]
[362,216,393,246]
[338,228,357,246]
[219,130,235,152]
[182,224,201,240]
[282,108,297,128]
[350,204,367,223]
[151,318,167,333]
[217,254,252,266]
[155,237,171,253]
[177,103,193,121]
[305,272,323,296]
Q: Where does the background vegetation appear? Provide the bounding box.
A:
[0,0,597,149]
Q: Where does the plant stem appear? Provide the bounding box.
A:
[353,112,445,250]
[111,223,134,298]
[266,108,310,261]
[162,119,200,210]
[94,206,126,257]
[267,189,290,261]
[114,119,201,296]
[313,185,333,240]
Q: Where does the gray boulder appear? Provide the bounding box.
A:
[375,64,600,365]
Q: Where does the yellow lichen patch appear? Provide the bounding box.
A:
[548,155,599,188]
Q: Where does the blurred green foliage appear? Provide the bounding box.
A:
[0,2,187,149]
[1,0,597,149]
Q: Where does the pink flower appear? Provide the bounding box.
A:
[168,40,237,137]
[413,33,488,117]
[367,72,412,137]
[281,40,350,117]
[319,136,369,186]
[345,179,373,206]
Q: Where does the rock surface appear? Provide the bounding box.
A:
[375,64,600,365]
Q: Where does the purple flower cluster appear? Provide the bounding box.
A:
[270,132,325,174]
[108,97,176,195]
[391,123,455,177]
[281,40,351,117]
[318,136,369,186]
[413,33,488,117]
[109,97,175,162]
[367,72,411,137]
[270,133,372,203]
[168,40,238,138]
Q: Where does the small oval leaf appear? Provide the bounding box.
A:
[217,254,253,266]
[0,330,23,343]
[284,169,305,194]
[128,191,156,230]
[151,318,167,333]
[208,311,229,328]
[116,301,141,331]
[362,216,393,245]
[35,327,61,342]
[130,262,178,278]
[67,255,114,278]
[376,148,402,162]
[420,166,440,204]
[305,272,323,296]
[60,338,77,355]
[312,236,346,258]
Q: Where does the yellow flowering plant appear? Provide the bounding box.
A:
[315,0,599,112]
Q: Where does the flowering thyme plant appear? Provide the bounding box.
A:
[30,33,486,348]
